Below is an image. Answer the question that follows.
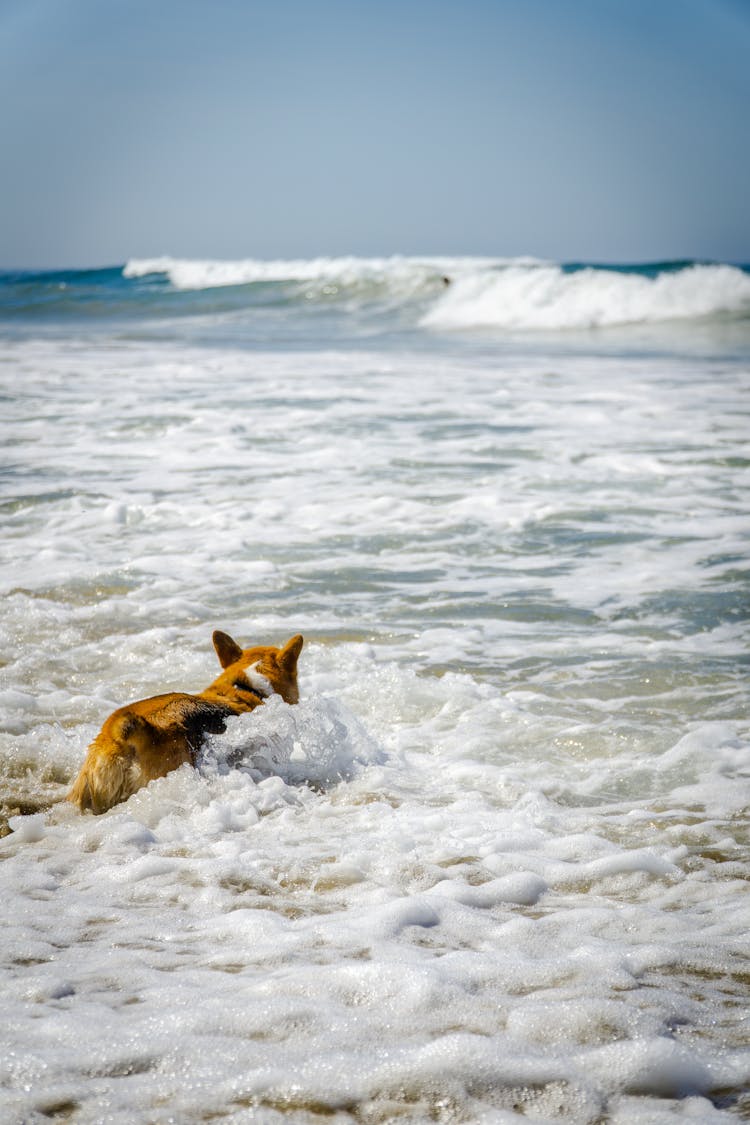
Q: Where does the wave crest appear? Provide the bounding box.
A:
[421,262,750,330]
[121,255,750,330]
[123,254,498,293]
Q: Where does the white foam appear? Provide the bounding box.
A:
[123,253,502,292]
[122,255,750,330]
[1,324,748,1121]
[421,261,750,329]
[201,693,384,787]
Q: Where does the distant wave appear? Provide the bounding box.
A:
[123,254,538,287]
[122,254,513,302]
[123,255,750,329]
[421,261,750,330]
[3,257,749,332]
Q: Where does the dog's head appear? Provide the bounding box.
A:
[211,630,304,704]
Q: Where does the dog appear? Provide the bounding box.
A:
[67,630,303,814]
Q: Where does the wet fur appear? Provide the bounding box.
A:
[67,631,303,814]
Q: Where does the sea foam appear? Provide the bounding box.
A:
[421,261,750,329]
[1,296,748,1121]
[121,254,750,329]
[123,253,491,294]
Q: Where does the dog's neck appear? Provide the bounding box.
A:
[231,678,270,704]
[200,662,275,713]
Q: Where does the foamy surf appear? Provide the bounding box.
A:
[2,648,748,1123]
[1,261,749,1120]
[201,693,385,788]
[117,254,750,330]
[421,260,750,329]
[122,253,510,290]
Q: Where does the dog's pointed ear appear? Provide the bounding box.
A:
[213,630,244,668]
[280,634,303,669]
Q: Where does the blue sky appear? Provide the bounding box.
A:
[1,0,748,267]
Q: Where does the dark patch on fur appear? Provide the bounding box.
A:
[175,698,236,752]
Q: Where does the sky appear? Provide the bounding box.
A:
[1,0,749,268]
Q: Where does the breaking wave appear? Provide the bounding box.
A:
[421,260,750,330]
[124,254,750,330]
[3,256,749,333]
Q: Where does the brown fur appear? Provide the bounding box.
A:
[67,631,303,814]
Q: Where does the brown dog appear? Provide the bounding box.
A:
[67,631,303,814]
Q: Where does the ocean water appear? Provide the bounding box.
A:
[1,256,749,1123]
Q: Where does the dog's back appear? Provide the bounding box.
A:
[68,695,233,813]
[68,632,303,813]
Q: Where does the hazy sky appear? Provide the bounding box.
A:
[1,0,749,268]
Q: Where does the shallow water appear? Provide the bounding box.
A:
[1,259,749,1122]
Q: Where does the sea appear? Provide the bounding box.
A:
[1,255,749,1124]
